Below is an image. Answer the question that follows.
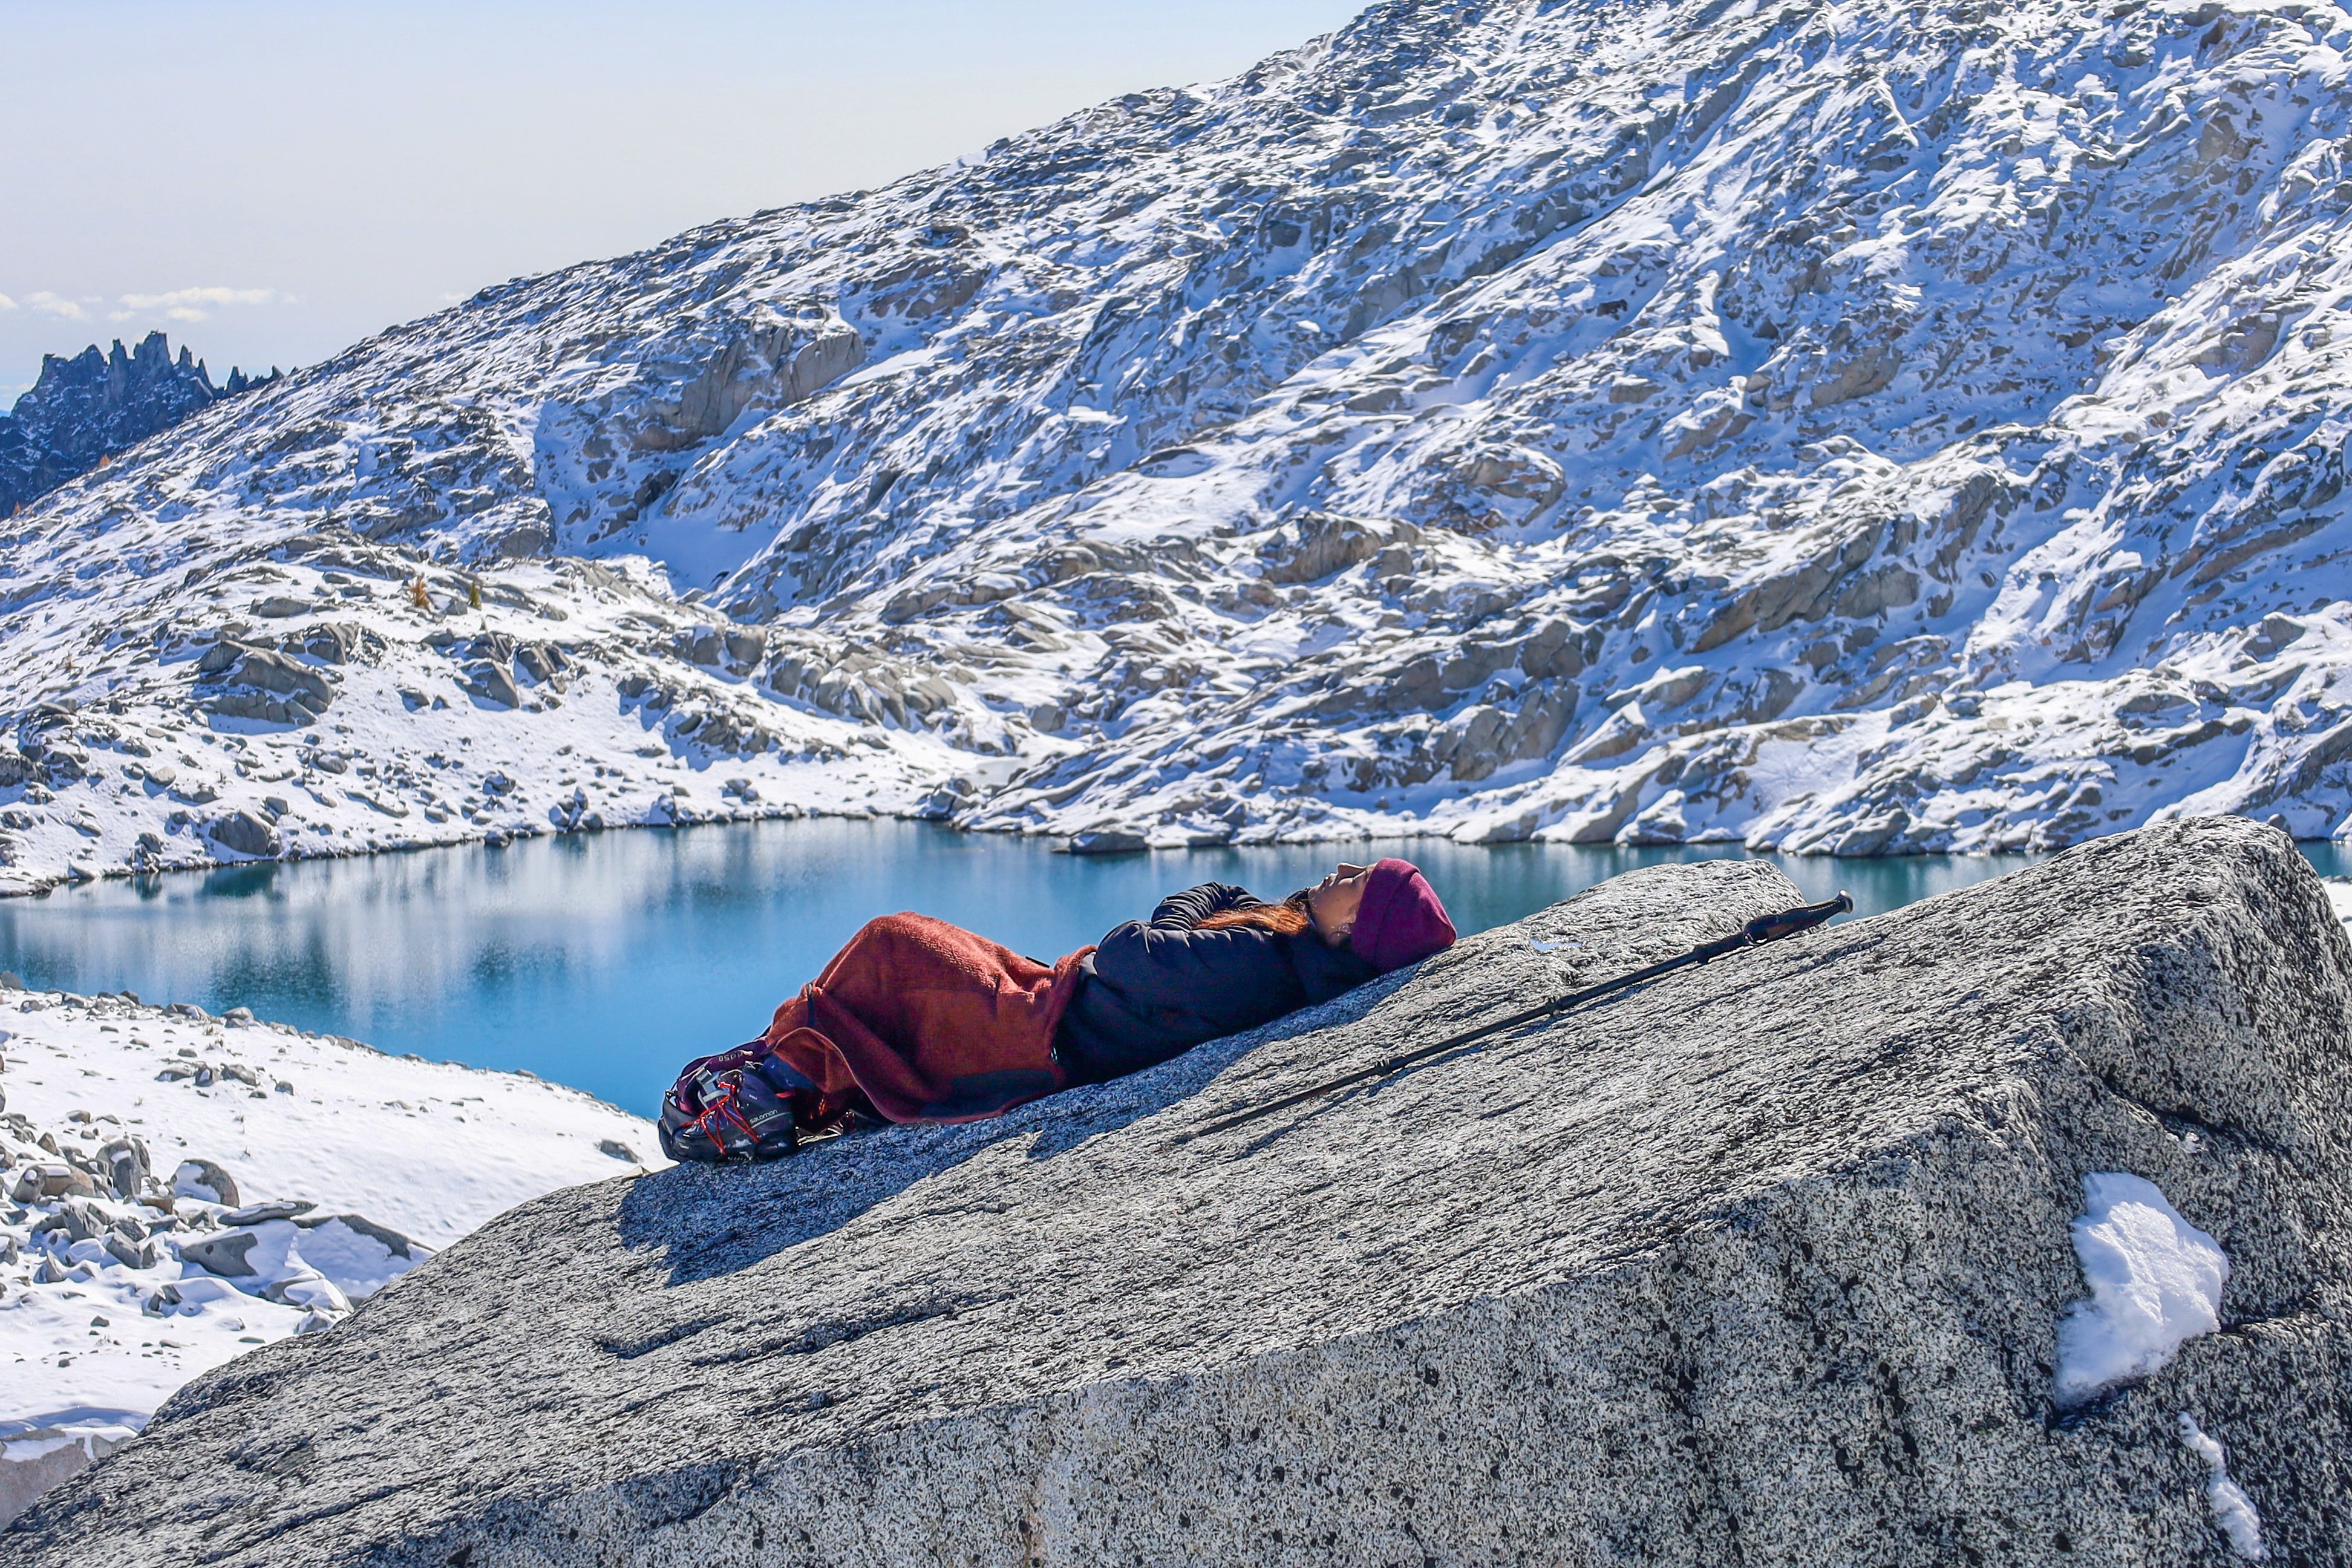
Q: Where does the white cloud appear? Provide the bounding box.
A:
[1,286,283,327]
[22,292,91,321]
[113,286,282,324]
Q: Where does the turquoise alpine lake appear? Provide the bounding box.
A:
[2,820,2343,1116]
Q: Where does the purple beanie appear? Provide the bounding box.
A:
[1350,858,1457,973]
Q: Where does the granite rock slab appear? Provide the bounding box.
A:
[7,817,2349,1566]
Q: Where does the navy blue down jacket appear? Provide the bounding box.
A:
[1053,883,1377,1085]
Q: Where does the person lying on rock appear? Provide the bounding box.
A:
[658,857,1458,1161]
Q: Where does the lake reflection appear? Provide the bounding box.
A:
[2,819,2335,1115]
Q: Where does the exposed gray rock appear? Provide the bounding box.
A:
[465,659,522,709]
[28,1197,103,1246]
[514,641,567,685]
[97,1135,147,1198]
[8,818,2351,1567]
[292,1212,422,1262]
[198,646,335,706]
[7,1165,86,1203]
[170,1157,238,1207]
[1065,827,1149,855]
[0,1432,128,1543]
[720,627,766,673]
[1258,512,1414,586]
[204,810,279,859]
[190,640,338,726]
[103,1233,157,1270]
[174,1230,259,1279]
[284,621,381,667]
[197,688,325,726]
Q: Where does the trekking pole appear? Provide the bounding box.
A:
[1172,892,1853,1145]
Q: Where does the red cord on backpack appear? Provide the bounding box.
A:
[690,1080,760,1153]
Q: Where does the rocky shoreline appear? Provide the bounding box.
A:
[0,546,968,898]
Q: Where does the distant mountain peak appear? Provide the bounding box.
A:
[0,330,279,515]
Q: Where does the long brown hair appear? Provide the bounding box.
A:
[1196,890,1315,936]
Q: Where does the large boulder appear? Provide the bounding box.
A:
[7,818,2349,1567]
[195,642,337,725]
[203,810,279,859]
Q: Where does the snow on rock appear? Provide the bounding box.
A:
[2180,1412,2273,1562]
[0,987,660,1243]
[2053,1171,2230,1406]
[11,817,2348,1565]
[7,0,2352,892]
[0,981,663,1524]
[0,554,967,897]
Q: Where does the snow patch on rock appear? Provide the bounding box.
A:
[2178,1412,2270,1562]
[2053,1171,2229,1406]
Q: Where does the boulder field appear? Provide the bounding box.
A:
[5,817,2348,1566]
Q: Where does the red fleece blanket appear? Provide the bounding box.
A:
[759,913,1093,1126]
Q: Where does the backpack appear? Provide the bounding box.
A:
[658,1039,834,1163]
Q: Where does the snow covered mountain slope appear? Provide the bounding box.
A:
[4,0,2351,890]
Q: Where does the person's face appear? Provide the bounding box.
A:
[1308,863,1371,947]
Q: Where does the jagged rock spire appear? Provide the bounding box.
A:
[0,332,276,515]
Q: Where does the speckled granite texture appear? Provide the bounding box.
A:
[9,817,2349,1566]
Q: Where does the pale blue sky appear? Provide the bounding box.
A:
[0,0,1369,402]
